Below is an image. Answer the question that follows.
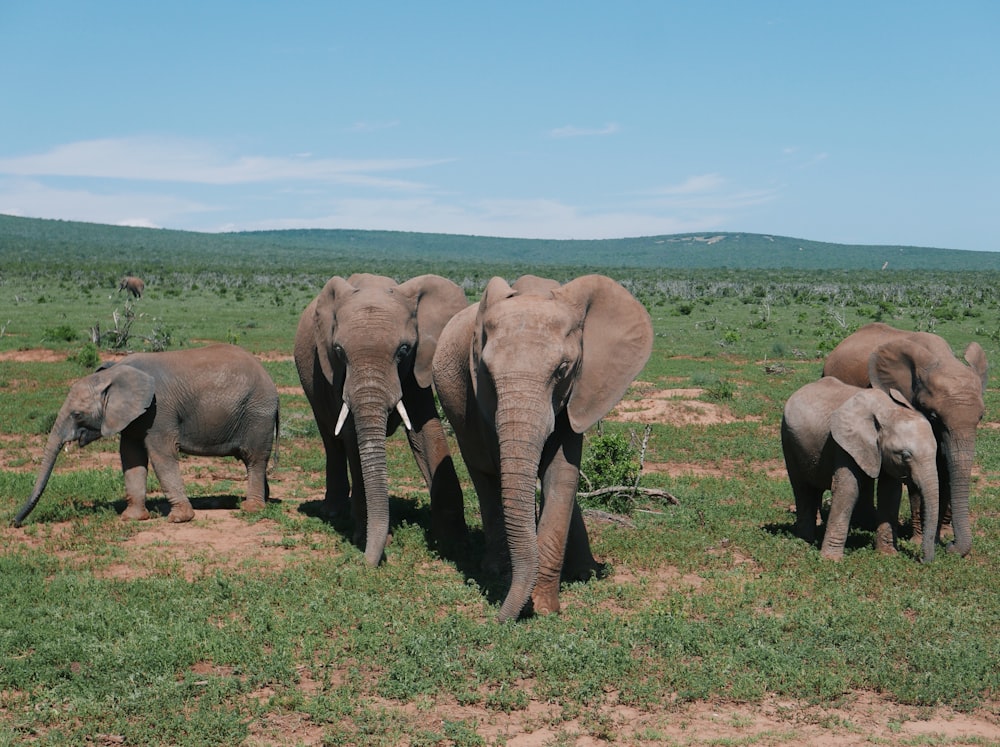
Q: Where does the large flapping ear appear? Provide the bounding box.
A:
[964,341,989,393]
[312,276,356,385]
[830,390,883,479]
[867,338,937,402]
[98,365,155,437]
[555,275,653,433]
[397,275,469,388]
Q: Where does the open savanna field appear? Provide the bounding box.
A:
[0,219,998,745]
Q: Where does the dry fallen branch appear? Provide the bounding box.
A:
[577,486,680,505]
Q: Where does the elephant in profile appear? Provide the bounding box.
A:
[119,276,145,298]
[14,344,279,527]
[782,377,940,562]
[432,274,653,621]
[823,323,987,556]
[293,273,469,566]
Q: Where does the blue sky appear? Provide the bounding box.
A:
[1,2,997,250]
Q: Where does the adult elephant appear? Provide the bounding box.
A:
[294,273,469,566]
[119,276,145,298]
[823,323,988,556]
[433,275,653,622]
[14,344,278,526]
[782,377,940,562]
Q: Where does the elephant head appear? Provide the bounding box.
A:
[299,273,468,566]
[829,388,940,562]
[867,338,987,556]
[469,274,653,621]
[14,364,154,527]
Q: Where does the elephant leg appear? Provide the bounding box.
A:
[320,428,351,519]
[242,457,267,513]
[821,461,865,560]
[401,382,468,550]
[790,480,821,544]
[119,437,151,521]
[533,431,587,615]
[468,463,509,578]
[875,478,901,555]
[343,428,368,550]
[146,444,194,523]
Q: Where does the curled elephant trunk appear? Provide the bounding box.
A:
[14,429,65,527]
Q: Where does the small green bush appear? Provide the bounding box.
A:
[72,342,101,369]
[581,432,640,514]
[42,324,79,343]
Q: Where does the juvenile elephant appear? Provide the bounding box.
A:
[823,323,987,556]
[433,274,653,621]
[781,377,940,562]
[294,273,469,566]
[14,344,279,527]
[119,276,144,298]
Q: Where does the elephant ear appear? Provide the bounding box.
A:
[312,276,356,385]
[511,274,561,296]
[867,338,937,402]
[97,365,156,437]
[830,390,883,479]
[396,274,469,388]
[964,341,989,393]
[555,275,653,433]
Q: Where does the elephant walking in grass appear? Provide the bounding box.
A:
[433,275,653,621]
[782,377,940,562]
[119,276,144,298]
[14,344,279,527]
[823,323,987,556]
[293,273,469,567]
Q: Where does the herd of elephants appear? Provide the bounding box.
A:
[12,273,989,622]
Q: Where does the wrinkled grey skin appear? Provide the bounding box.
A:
[294,273,469,566]
[119,276,144,298]
[782,377,940,562]
[15,344,278,527]
[433,274,653,621]
[823,323,987,556]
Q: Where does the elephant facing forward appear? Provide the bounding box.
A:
[294,273,469,566]
[823,323,987,556]
[782,377,940,562]
[14,344,279,526]
[433,274,653,622]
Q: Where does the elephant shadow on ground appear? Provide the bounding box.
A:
[115,494,282,517]
[763,515,923,559]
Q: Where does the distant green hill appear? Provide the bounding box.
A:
[1,213,998,273]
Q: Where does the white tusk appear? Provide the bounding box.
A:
[396,400,413,431]
[334,401,350,436]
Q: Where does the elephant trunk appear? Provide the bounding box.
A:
[14,428,66,527]
[940,432,975,557]
[494,394,549,622]
[911,463,940,564]
[353,390,394,567]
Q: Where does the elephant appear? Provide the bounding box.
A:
[293,273,469,566]
[781,377,940,562]
[432,274,653,622]
[14,344,279,527]
[119,276,145,298]
[822,323,987,556]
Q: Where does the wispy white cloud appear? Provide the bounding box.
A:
[549,123,621,139]
[642,173,778,211]
[654,173,727,195]
[349,120,401,133]
[0,137,449,187]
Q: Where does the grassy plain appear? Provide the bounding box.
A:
[0,220,998,745]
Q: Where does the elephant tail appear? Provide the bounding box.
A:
[271,404,280,469]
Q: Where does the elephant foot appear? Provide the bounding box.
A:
[242,498,266,513]
[874,525,897,555]
[531,585,561,616]
[120,503,151,521]
[167,504,196,523]
[819,548,844,561]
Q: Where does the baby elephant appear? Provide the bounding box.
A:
[781,376,939,562]
[14,344,279,526]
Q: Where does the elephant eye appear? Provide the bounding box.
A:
[396,343,412,361]
[555,361,571,380]
[331,343,346,361]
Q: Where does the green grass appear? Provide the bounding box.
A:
[0,228,998,744]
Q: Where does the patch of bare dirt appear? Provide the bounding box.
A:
[610,386,760,427]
